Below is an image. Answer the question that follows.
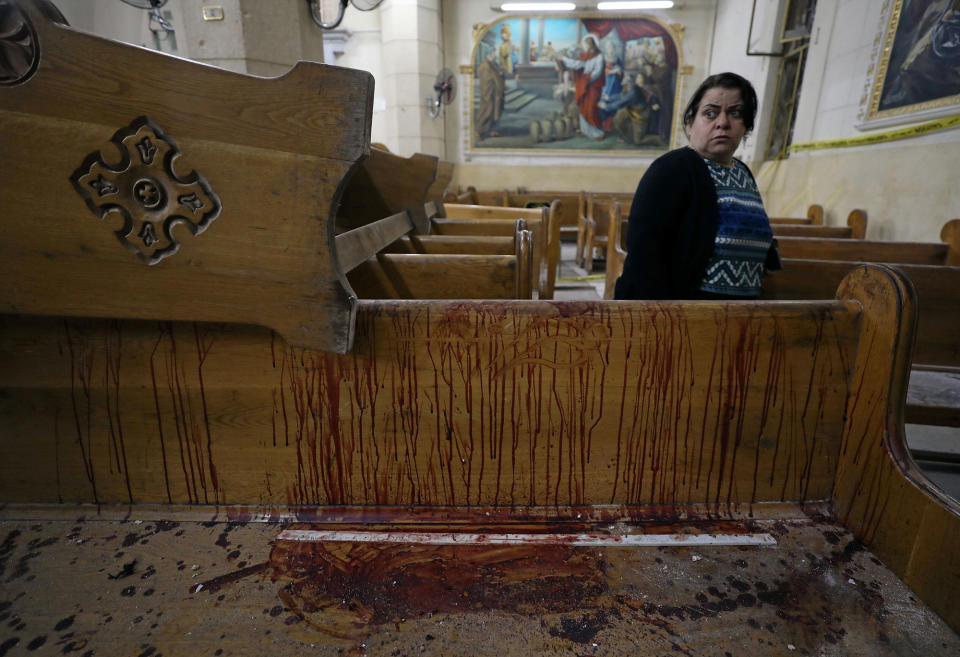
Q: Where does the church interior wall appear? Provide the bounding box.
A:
[441,0,720,195]
[45,0,958,243]
[757,0,960,242]
[327,7,390,146]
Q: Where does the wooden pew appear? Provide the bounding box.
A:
[776,219,960,265]
[772,209,867,238]
[765,258,960,428]
[605,217,628,299]
[444,185,480,204]
[441,203,561,300]
[443,203,549,223]
[383,234,515,255]
[0,0,375,354]
[473,188,510,206]
[348,224,533,300]
[448,189,583,244]
[508,190,583,243]
[602,208,868,297]
[3,5,960,654]
[768,204,825,224]
[3,265,960,652]
[426,160,455,206]
[578,196,625,273]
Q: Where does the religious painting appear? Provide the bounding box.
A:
[470,15,682,152]
[866,0,960,122]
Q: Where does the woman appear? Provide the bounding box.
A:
[613,72,780,300]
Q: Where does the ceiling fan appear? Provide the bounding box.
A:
[308,0,385,30]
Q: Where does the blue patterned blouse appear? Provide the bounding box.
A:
[698,158,773,297]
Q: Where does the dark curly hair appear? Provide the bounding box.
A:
[682,72,758,135]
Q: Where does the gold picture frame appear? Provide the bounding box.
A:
[865,0,960,123]
[467,14,685,154]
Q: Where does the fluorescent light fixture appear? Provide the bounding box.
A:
[597,1,674,9]
[500,3,577,10]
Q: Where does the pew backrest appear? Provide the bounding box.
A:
[768,204,825,225]
[383,234,514,255]
[605,217,629,299]
[579,197,621,273]
[772,209,867,239]
[0,0,374,353]
[4,5,960,637]
[777,221,959,265]
[348,226,534,300]
[337,147,438,233]
[765,258,960,369]
[440,203,561,299]
[426,160,455,206]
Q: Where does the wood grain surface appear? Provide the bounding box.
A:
[0,1,374,353]
[765,260,960,368]
[0,299,859,509]
[830,265,960,631]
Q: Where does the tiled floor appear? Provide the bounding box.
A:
[553,242,605,300]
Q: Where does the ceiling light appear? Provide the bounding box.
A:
[597,1,674,10]
[499,3,577,11]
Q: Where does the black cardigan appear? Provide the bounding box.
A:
[613,146,778,300]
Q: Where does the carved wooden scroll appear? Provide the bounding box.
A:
[0,0,38,85]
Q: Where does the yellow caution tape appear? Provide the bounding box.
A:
[787,113,960,153]
[557,274,606,282]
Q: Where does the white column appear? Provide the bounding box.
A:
[379,0,443,156]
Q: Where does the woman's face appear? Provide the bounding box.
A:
[686,86,747,166]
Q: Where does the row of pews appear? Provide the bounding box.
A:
[1,2,958,654]
[462,184,960,433]
[764,218,960,431]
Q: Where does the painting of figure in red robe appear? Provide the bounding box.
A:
[471,16,681,152]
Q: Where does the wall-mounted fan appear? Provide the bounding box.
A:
[427,68,456,119]
[307,0,385,30]
[118,0,174,32]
